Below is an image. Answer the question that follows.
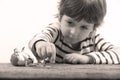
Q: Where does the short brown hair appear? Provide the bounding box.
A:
[58,0,107,27]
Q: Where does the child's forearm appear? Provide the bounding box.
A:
[63,53,95,64]
[87,49,120,64]
[86,55,95,64]
[77,55,95,64]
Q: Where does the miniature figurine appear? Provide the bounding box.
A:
[10,47,34,66]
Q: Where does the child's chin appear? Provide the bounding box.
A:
[65,39,79,44]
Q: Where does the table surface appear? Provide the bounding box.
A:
[0,63,120,80]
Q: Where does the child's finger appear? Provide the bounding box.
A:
[49,44,56,63]
[40,46,47,59]
[71,58,78,64]
[46,45,52,57]
[64,54,73,63]
[36,48,43,60]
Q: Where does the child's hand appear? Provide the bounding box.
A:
[63,53,91,64]
[35,41,56,63]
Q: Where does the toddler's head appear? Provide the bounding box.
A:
[58,0,106,44]
[58,0,106,28]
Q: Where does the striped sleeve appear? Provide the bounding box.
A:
[87,34,120,64]
[28,23,60,50]
[94,34,113,51]
[28,23,60,60]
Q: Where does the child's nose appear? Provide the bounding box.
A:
[70,28,76,34]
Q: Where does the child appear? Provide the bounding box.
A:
[28,0,120,64]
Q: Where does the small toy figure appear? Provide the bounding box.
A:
[10,47,34,66]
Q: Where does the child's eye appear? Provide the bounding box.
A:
[81,26,88,30]
[67,21,73,24]
[66,20,75,27]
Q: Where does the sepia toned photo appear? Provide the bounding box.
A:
[0,0,120,80]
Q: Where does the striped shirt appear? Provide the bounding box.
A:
[29,22,120,64]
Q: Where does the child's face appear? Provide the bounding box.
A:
[60,15,94,44]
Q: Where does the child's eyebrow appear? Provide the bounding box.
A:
[65,19,74,23]
[64,16,76,21]
[82,24,91,26]
[81,24,93,28]
[65,18,74,21]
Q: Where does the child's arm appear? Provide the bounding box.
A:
[87,34,120,64]
[28,23,59,63]
[63,34,120,64]
[29,23,60,50]
[63,53,94,64]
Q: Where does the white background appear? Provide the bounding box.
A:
[0,0,120,63]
